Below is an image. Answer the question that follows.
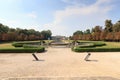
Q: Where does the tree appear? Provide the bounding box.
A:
[84,29,91,34]
[0,23,9,33]
[41,30,52,40]
[113,20,120,32]
[91,26,102,41]
[92,26,102,33]
[73,30,83,35]
[104,19,113,32]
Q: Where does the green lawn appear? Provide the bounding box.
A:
[0,41,45,53]
[72,40,120,52]
[78,40,120,48]
[0,40,52,49]
[1,40,120,49]
[0,42,15,49]
[101,42,120,48]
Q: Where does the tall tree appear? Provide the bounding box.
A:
[92,26,102,33]
[41,30,52,40]
[0,23,9,33]
[84,29,91,34]
[113,20,120,32]
[104,19,113,32]
[73,30,83,35]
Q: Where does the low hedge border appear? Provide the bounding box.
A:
[12,41,46,47]
[23,44,40,48]
[77,42,106,48]
[72,47,120,52]
[0,47,45,53]
[72,41,120,52]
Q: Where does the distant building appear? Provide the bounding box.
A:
[52,35,68,41]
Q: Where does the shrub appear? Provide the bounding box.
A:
[12,42,23,47]
[78,43,94,48]
[71,41,120,52]
[0,47,45,53]
[23,44,39,48]
[93,42,106,47]
[72,47,120,52]
[12,41,41,47]
[76,42,106,48]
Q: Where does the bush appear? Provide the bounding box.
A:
[77,42,106,48]
[12,42,23,47]
[71,41,120,52]
[93,42,106,47]
[72,47,120,52]
[23,44,39,48]
[0,47,45,53]
[78,43,94,48]
[12,41,41,47]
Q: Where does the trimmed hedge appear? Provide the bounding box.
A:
[23,44,40,48]
[76,42,106,48]
[72,41,120,52]
[78,43,94,48]
[12,42,23,47]
[0,47,45,53]
[72,47,120,52]
[12,41,41,47]
[93,42,106,47]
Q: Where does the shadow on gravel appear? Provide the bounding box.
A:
[85,60,98,62]
[32,60,45,61]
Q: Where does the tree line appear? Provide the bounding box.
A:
[72,20,120,42]
[0,23,52,41]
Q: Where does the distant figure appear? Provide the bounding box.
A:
[84,52,91,61]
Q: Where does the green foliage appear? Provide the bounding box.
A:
[72,19,120,41]
[104,19,113,32]
[92,26,102,33]
[0,47,45,53]
[113,20,120,32]
[41,30,52,40]
[72,42,108,52]
[0,23,52,41]
[84,29,91,34]
[76,42,106,48]
[72,47,120,52]
[23,44,41,48]
[72,41,120,52]
[12,42,23,47]
[93,42,106,47]
[12,41,41,47]
[73,30,83,35]
[0,23,9,33]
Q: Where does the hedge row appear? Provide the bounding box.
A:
[0,47,45,53]
[77,42,106,48]
[12,42,40,47]
[72,47,120,52]
[12,41,46,47]
[72,41,120,52]
[23,44,40,48]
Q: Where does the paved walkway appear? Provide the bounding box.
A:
[0,47,120,79]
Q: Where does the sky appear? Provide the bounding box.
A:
[0,0,120,36]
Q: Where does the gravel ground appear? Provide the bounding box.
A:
[0,47,120,80]
[6,77,120,80]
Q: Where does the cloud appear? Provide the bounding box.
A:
[27,11,37,19]
[43,0,114,36]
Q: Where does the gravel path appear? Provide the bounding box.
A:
[0,47,120,80]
